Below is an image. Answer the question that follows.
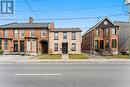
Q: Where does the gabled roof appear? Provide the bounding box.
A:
[0,22,51,29]
[82,17,116,37]
[50,28,82,32]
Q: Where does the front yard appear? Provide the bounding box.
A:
[69,54,88,59]
[36,54,62,59]
[105,54,129,59]
[112,55,129,59]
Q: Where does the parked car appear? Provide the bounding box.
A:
[121,49,129,55]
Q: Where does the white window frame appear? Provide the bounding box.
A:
[72,32,76,40]
[14,30,18,38]
[4,30,8,37]
[20,30,24,38]
[54,43,58,51]
[54,32,59,40]
[30,30,35,37]
[112,28,116,35]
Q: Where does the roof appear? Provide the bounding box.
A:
[0,22,51,29]
[82,17,116,37]
[50,28,82,32]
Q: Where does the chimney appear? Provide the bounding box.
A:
[29,17,33,23]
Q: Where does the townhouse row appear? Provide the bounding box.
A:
[0,17,82,55]
[0,17,128,56]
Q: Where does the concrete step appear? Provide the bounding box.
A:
[62,54,69,60]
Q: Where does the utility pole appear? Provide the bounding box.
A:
[125,0,130,58]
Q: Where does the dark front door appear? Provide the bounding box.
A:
[62,43,68,54]
[100,40,104,49]
[14,41,18,52]
[20,41,24,52]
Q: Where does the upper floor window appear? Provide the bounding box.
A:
[105,28,109,36]
[41,30,46,37]
[96,30,98,36]
[54,32,58,40]
[72,32,76,40]
[4,30,8,37]
[112,28,116,35]
[30,30,35,37]
[20,30,24,38]
[14,30,18,38]
[63,32,67,40]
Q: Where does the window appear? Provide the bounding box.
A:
[72,43,76,51]
[99,29,103,36]
[14,30,18,38]
[4,40,8,50]
[106,40,109,48]
[72,32,76,40]
[105,28,109,36]
[96,30,98,36]
[4,30,8,37]
[0,39,2,49]
[112,28,116,35]
[112,39,117,48]
[41,30,46,37]
[63,32,67,39]
[95,40,98,50]
[30,30,35,37]
[54,32,58,40]
[20,30,24,38]
[54,43,58,51]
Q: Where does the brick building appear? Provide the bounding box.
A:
[0,17,54,55]
[82,18,119,55]
[49,28,82,54]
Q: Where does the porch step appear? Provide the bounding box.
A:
[62,54,69,60]
[97,49,113,56]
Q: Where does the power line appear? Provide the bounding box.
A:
[24,0,39,19]
[16,4,122,12]
[0,14,125,21]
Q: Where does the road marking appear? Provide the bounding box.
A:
[15,73,63,76]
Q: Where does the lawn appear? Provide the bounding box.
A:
[69,54,88,59]
[37,54,62,59]
[111,55,129,59]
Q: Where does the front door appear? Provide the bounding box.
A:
[62,43,68,54]
[100,40,104,49]
[14,41,18,52]
[20,41,24,52]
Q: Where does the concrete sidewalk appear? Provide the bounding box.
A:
[0,58,130,63]
[0,55,130,63]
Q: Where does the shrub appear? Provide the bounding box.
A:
[0,50,3,55]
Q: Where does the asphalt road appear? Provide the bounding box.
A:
[0,63,130,87]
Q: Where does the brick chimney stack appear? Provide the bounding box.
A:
[29,17,33,23]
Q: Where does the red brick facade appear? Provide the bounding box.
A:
[0,17,54,55]
[82,18,119,55]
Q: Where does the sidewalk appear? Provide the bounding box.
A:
[0,55,130,63]
[0,58,130,63]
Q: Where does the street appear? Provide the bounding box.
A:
[0,63,130,87]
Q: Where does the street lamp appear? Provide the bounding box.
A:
[125,0,130,58]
